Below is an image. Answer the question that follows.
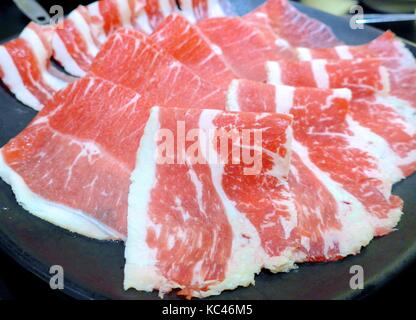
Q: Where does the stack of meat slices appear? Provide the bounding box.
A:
[0,0,414,298]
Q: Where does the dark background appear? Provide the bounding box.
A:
[0,0,415,300]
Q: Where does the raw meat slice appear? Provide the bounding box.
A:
[89,29,227,109]
[349,97,416,178]
[91,29,304,279]
[0,26,230,240]
[87,0,136,35]
[296,31,416,111]
[227,79,403,260]
[52,6,102,77]
[197,17,296,81]
[266,57,416,116]
[98,0,131,34]
[266,58,388,98]
[0,73,296,297]
[0,42,226,242]
[50,1,145,77]
[134,0,178,33]
[389,67,416,110]
[244,0,341,48]
[0,76,144,240]
[125,106,295,297]
[296,31,415,68]
[242,6,293,54]
[266,59,416,179]
[1,1,140,84]
[210,117,298,273]
[0,23,68,110]
[177,0,228,22]
[49,1,207,77]
[150,14,236,88]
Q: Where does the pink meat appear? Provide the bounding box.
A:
[296,31,416,110]
[150,14,236,88]
[227,79,403,260]
[89,29,227,109]
[125,106,294,298]
[0,74,295,297]
[244,0,342,48]
[266,59,416,179]
[198,16,296,81]
[0,23,68,109]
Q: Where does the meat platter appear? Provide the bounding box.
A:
[0,0,415,299]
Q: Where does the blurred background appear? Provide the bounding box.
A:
[302,0,416,14]
[299,0,416,43]
[0,0,415,300]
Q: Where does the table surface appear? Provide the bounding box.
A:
[0,0,415,300]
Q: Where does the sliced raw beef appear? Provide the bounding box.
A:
[197,17,296,81]
[389,67,416,110]
[13,1,221,80]
[52,5,103,77]
[349,97,416,177]
[0,26,230,240]
[0,23,68,110]
[267,58,389,98]
[48,0,148,77]
[125,106,295,298]
[266,57,416,115]
[296,31,414,67]
[46,0,219,77]
[91,30,309,281]
[296,31,416,111]
[244,0,341,48]
[0,77,143,240]
[134,0,178,33]
[227,79,403,261]
[0,73,296,297]
[89,29,227,108]
[0,66,226,241]
[177,0,228,22]
[266,59,416,179]
[150,14,236,88]
[51,0,143,77]
[87,0,138,35]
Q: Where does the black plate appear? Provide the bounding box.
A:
[0,1,415,300]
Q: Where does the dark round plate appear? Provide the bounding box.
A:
[0,1,415,300]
